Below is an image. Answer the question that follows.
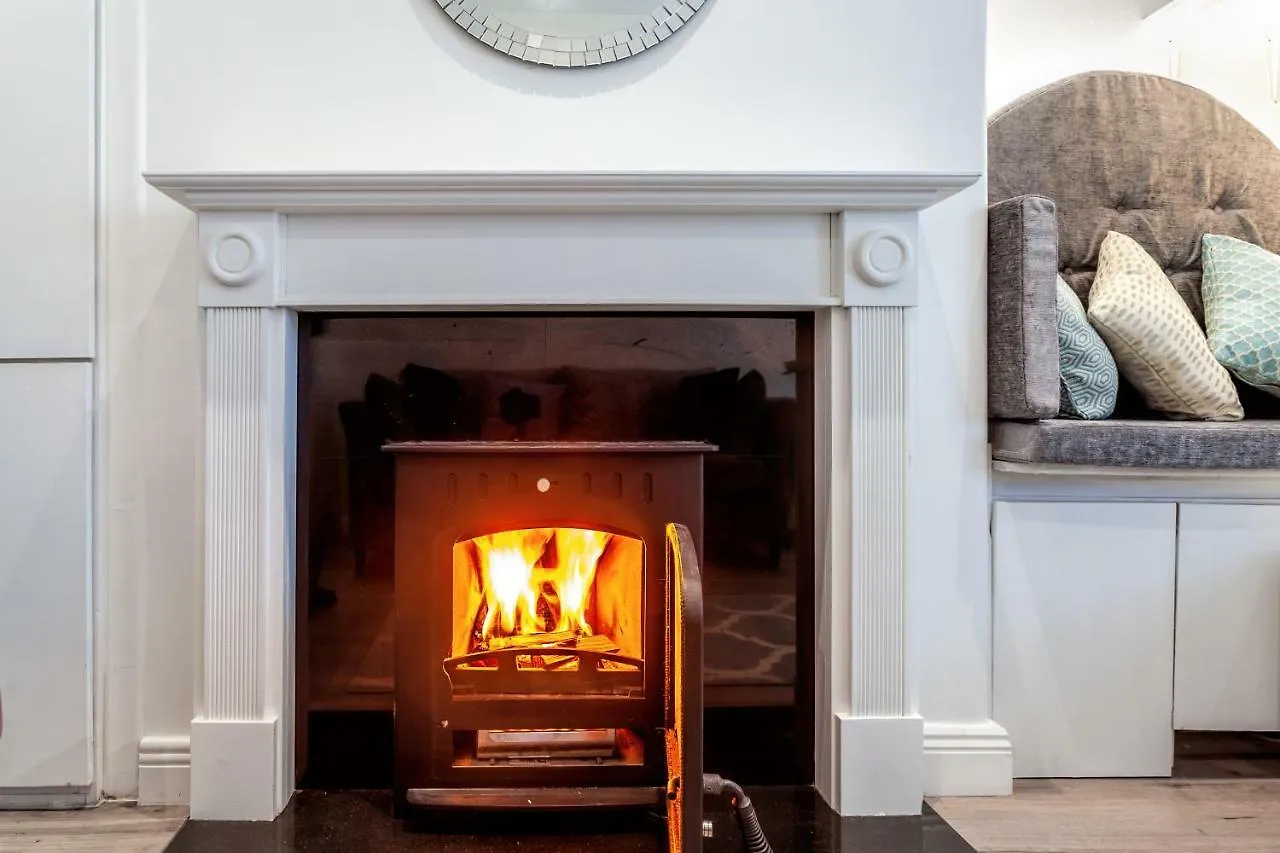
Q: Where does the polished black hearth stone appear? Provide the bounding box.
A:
[163,787,976,853]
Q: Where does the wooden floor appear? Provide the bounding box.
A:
[0,803,186,853]
[931,778,1280,853]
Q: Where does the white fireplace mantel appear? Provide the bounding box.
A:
[145,169,998,822]
[146,170,978,214]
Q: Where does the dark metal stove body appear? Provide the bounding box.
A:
[386,441,706,848]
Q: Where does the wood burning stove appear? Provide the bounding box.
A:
[386,441,710,850]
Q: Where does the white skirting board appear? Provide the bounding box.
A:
[0,788,95,810]
[835,715,924,816]
[138,735,191,806]
[922,720,1013,797]
[189,718,280,821]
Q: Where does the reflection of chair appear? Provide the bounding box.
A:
[336,364,796,575]
[338,400,394,577]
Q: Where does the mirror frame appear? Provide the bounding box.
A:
[436,0,707,67]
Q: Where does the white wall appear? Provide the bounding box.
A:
[106,0,992,799]
[988,0,1280,143]
[145,0,984,173]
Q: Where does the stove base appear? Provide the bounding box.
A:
[405,786,663,810]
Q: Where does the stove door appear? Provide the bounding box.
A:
[665,523,703,853]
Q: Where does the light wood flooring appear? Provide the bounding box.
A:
[931,778,1280,853]
[0,803,186,853]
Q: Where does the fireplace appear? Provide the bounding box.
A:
[148,170,985,822]
[389,442,705,838]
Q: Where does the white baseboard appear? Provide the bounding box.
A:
[923,720,1013,797]
[834,714,924,816]
[138,734,191,806]
[0,787,95,810]
[190,717,280,821]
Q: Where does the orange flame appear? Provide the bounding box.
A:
[472,528,613,646]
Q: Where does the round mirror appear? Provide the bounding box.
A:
[436,0,707,67]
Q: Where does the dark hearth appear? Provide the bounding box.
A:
[163,788,979,853]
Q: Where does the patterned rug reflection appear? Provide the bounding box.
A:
[702,593,795,686]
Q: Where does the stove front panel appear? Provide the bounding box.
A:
[392,446,703,794]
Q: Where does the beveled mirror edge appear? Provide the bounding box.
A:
[437,0,707,67]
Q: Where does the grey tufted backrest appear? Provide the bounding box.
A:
[989,71,1280,322]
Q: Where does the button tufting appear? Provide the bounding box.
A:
[1213,204,1224,214]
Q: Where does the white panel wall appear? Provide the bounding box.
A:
[1175,504,1280,732]
[0,364,93,791]
[993,501,1177,779]
[0,0,96,359]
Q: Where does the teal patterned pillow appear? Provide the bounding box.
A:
[1056,276,1118,419]
[1203,234,1280,398]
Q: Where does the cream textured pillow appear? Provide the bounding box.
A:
[1086,231,1243,421]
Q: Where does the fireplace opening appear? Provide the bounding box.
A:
[450,527,645,689]
[295,313,815,790]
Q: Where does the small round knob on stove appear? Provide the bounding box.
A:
[537,478,551,493]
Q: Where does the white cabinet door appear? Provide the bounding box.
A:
[1175,503,1280,732]
[0,363,93,789]
[0,0,96,359]
[994,501,1177,778]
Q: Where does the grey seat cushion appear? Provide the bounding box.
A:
[992,419,1280,469]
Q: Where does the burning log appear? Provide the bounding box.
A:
[571,635,621,654]
[485,630,576,651]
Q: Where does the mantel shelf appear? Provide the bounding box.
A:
[144,170,980,215]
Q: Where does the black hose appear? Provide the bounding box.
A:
[702,774,774,853]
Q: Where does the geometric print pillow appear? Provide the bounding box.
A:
[1086,231,1243,421]
[1202,233,1280,398]
[1055,275,1118,419]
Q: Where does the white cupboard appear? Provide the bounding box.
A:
[0,0,97,359]
[1174,503,1280,732]
[993,500,1177,778]
[0,363,93,792]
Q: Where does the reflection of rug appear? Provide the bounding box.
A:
[703,594,795,686]
[343,595,797,693]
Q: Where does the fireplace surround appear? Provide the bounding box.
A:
[147,170,982,821]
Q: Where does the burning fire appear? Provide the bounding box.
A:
[472,528,613,646]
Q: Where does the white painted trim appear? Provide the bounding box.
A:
[837,716,924,816]
[814,306,923,815]
[1142,0,1213,24]
[138,735,190,806]
[993,460,1280,480]
[922,721,1013,798]
[191,308,296,821]
[144,171,979,214]
[993,462,1280,503]
[190,719,278,821]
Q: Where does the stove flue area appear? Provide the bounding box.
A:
[387,441,709,850]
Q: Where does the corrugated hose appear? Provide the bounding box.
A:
[702,774,774,853]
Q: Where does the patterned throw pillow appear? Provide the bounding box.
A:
[1202,234,1280,398]
[1055,276,1118,419]
[1086,231,1243,421]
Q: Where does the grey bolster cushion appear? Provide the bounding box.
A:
[988,194,1060,420]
